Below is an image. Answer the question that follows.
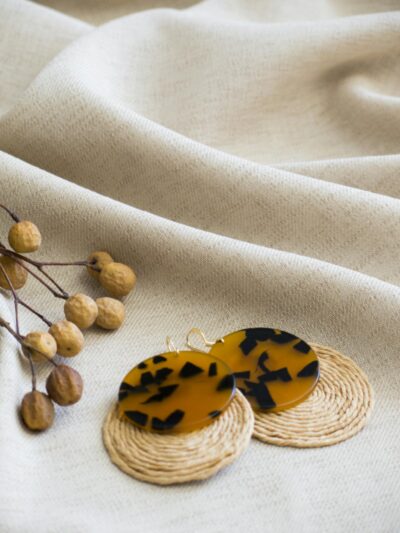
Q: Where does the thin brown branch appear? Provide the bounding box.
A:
[0,316,57,368]
[37,265,69,297]
[0,244,96,269]
[0,204,20,223]
[0,259,52,326]
[0,248,69,297]
[0,244,101,299]
[25,349,37,391]
[18,299,52,327]
[0,316,22,342]
[7,255,68,300]
[0,246,99,297]
[0,266,51,390]
[0,262,21,336]
[39,260,94,268]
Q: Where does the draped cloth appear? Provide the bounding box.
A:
[0,1,399,531]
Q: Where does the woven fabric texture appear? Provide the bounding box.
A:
[0,1,399,532]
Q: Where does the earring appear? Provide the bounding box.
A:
[118,337,236,433]
[102,336,254,485]
[187,327,319,413]
[186,327,373,449]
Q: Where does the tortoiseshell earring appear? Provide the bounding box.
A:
[186,327,320,413]
[117,337,237,433]
[103,328,372,483]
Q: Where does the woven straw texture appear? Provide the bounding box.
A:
[253,344,374,448]
[103,390,254,485]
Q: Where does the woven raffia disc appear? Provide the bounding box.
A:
[103,390,254,485]
[253,344,374,448]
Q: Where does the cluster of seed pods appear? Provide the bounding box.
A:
[0,205,136,432]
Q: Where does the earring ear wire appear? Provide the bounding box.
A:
[186,327,224,352]
[166,336,179,353]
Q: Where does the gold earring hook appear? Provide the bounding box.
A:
[186,327,224,352]
[166,336,179,353]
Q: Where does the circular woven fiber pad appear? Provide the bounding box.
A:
[103,390,254,485]
[253,344,374,447]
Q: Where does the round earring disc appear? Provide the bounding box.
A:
[209,328,319,412]
[118,351,236,433]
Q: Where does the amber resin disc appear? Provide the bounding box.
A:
[118,351,236,433]
[209,328,319,412]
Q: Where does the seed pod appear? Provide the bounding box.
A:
[87,251,113,280]
[49,320,84,357]
[64,293,98,329]
[46,365,83,406]
[0,256,28,290]
[23,331,57,363]
[20,391,54,431]
[96,297,125,330]
[99,262,136,298]
[8,220,42,253]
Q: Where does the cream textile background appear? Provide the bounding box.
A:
[0,1,399,532]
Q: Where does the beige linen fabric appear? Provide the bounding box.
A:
[0,0,399,531]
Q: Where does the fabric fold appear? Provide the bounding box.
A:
[0,1,399,532]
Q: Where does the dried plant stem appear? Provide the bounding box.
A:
[0,263,20,335]
[0,204,20,223]
[0,244,97,269]
[0,316,22,343]
[0,248,68,298]
[0,266,56,390]
[8,255,68,300]
[21,262,68,299]
[36,265,68,298]
[27,351,37,390]
[0,316,39,389]
[0,316,38,389]
[18,299,52,327]
[0,315,57,366]
[0,245,100,299]
[38,260,91,267]
[0,258,52,326]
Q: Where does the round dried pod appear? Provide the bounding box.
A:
[64,293,98,329]
[0,256,28,290]
[49,320,84,357]
[99,262,136,298]
[20,391,54,431]
[46,365,83,406]
[96,297,125,330]
[23,331,57,363]
[87,251,113,280]
[8,220,42,253]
